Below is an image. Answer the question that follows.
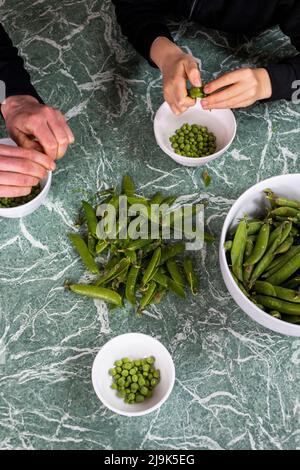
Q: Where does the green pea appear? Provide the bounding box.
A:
[132,375,138,382]
[135,394,145,403]
[140,386,149,396]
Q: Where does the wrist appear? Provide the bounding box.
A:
[150,37,183,71]
[256,68,272,100]
[1,95,39,120]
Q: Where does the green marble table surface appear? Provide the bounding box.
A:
[0,0,300,451]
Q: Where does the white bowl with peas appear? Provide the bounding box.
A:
[0,138,52,219]
[91,333,175,416]
[220,174,300,337]
[154,99,236,167]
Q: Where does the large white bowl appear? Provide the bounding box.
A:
[0,138,52,219]
[154,99,236,167]
[219,174,300,337]
[92,333,175,417]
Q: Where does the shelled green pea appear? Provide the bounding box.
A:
[169,123,217,158]
[109,356,160,404]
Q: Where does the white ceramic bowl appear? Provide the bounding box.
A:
[220,174,300,337]
[0,138,52,219]
[92,333,175,416]
[154,99,236,167]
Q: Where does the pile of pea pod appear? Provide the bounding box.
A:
[66,175,215,313]
[225,189,300,325]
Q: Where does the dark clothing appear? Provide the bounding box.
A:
[112,0,300,101]
[0,23,42,103]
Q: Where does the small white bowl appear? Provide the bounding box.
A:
[154,100,236,167]
[92,333,175,417]
[219,173,300,337]
[0,138,52,219]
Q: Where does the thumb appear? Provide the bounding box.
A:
[185,60,202,87]
[9,128,44,153]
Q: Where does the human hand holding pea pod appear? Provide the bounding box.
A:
[150,37,202,115]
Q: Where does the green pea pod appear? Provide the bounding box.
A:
[270,207,300,218]
[105,255,121,271]
[125,250,137,264]
[231,219,247,282]
[122,175,135,197]
[139,281,157,313]
[96,258,130,286]
[68,233,100,274]
[142,247,161,285]
[283,276,300,289]
[125,265,140,305]
[168,278,186,298]
[141,240,162,257]
[266,252,300,286]
[150,192,164,205]
[82,200,98,238]
[183,256,198,295]
[255,281,300,303]
[68,284,123,307]
[255,295,300,316]
[166,258,184,286]
[243,238,254,287]
[204,232,216,244]
[262,245,300,278]
[88,233,96,256]
[160,243,185,265]
[273,197,300,210]
[96,240,109,254]
[249,227,283,286]
[244,222,270,266]
[126,238,153,251]
[224,240,233,252]
[127,195,149,206]
[247,220,263,236]
[268,221,291,248]
[152,270,169,288]
[275,236,294,255]
[230,270,250,298]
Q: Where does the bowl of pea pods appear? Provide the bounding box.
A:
[154,88,236,167]
[220,174,300,336]
[92,333,175,416]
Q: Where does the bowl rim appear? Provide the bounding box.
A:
[91,332,176,417]
[153,100,237,165]
[219,173,300,335]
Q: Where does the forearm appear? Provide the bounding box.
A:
[112,0,173,64]
[265,55,300,101]
[0,23,43,105]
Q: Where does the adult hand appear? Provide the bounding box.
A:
[202,68,272,109]
[1,95,74,158]
[0,144,56,197]
[150,37,202,115]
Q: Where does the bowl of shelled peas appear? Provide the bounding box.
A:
[92,333,175,416]
[0,138,52,219]
[154,87,237,167]
[220,174,300,336]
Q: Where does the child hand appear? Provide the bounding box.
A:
[150,37,202,115]
[202,68,272,109]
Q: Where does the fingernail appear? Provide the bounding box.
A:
[50,162,56,171]
[201,100,208,108]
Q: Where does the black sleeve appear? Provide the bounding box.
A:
[265,1,300,101]
[0,23,43,103]
[111,0,174,65]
